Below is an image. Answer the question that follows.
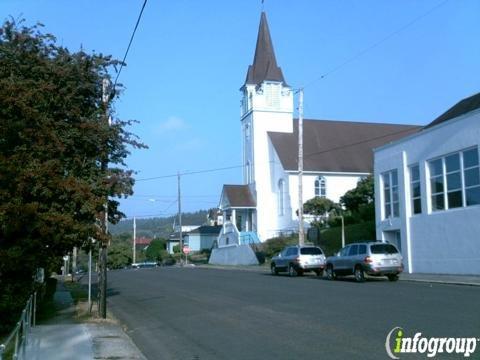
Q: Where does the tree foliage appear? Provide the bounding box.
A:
[0,19,144,331]
[340,176,374,213]
[145,239,167,262]
[303,197,340,216]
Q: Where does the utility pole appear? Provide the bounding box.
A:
[98,78,110,319]
[133,217,136,264]
[298,88,305,246]
[177,172,183,264]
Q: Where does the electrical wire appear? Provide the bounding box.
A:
[113,0,148,89]
[301,0,450,90]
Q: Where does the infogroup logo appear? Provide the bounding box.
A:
[385,327,479,359]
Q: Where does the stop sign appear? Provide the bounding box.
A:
[182,246,190,255]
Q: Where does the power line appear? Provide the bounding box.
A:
[302,0,450,89]
[113,0,148,89]
[135,164,244,182]
[133,127,420,182]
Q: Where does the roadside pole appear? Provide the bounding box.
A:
[177,172,183,265]
[298,88,305,246]
[133,217,136,265]
[98,78,110,319]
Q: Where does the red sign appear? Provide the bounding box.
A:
[182,246,190,255]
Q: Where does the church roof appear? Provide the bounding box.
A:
[268,119,421,173]
[245,12,286,86]
[424,92,480,129]
[221,185,256,208]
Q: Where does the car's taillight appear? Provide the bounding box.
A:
[364,256,373,263]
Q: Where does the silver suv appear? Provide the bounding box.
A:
[271,245,326,277]
[325,242,403,282]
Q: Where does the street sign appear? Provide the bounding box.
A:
[182,246,190,255]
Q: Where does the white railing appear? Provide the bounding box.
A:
[0,292,36,360]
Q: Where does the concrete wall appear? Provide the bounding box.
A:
[209,244,259,266]
[375,109,480,274]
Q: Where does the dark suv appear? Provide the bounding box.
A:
[271,245,326,277]
[325,242,403,282]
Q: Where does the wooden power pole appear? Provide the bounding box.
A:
[98,78,110,319]
[298,88,305,246]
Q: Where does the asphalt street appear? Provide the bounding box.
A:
[106,267,480,360]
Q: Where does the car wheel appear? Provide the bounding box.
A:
[288,264,297,277]
[314,269,324,277]
[326,265,335,280]
[387,274,399,282]
[354,266,365,283]
[270,264,278,275]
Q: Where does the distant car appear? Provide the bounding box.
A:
[270,245,326,277]
[325,242,403,282]
[132,261,158,269]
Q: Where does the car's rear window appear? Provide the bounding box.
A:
[300,247,323,255]
[370,244,399,254]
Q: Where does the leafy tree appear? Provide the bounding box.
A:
[145,239,167,261]
[340,176,374,213]
[303,197,340,216]
[0,19,144,331]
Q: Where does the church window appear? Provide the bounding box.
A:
[278,179,285,216]
[314,176,326,198]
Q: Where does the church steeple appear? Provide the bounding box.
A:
[245,12,286,86]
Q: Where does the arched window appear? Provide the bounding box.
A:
[278,179,285,216]
[315,176,326,198]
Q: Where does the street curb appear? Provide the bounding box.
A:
[198,264,480,287]
[399,278,480,287]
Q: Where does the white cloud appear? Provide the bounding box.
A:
[157,116,188,133]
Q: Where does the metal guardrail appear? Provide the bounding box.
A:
[0,292,36,360]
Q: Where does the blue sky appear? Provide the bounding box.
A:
[2,0,479,219]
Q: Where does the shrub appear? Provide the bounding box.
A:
[259,235,298,260]
[318,221,376,256]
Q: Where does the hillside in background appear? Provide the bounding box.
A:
[110,210,209,238]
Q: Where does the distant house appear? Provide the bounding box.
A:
[166,225,199,254]
[374,92,480,275]
[135,237,151,251]
[207,208,223,226]
[186,226,222,252]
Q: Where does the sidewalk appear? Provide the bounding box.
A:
[199,264,480,286]
[22,280,147,360]
[399,272,480,286]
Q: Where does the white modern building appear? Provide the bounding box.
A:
[213,12,419,258]
[374,92,480,275]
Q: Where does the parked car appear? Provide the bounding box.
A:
[325,242,403,282]
[270,245,326,277]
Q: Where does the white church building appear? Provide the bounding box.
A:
[375,92,480,275]
[210,12,419,265]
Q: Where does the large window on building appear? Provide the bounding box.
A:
[278,179,285,216]
[410,164,422,214]
[382,169,399,219]
[428,147,480,211]
[314,176,326,198]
